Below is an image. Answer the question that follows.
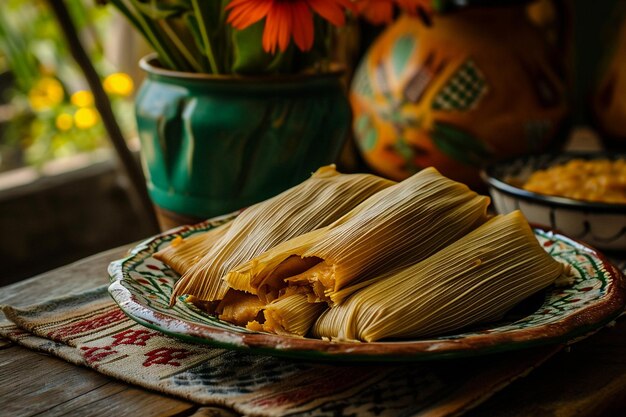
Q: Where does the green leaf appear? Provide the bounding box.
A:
[290,19,331,72]
[431,122,491,167]
[190,0,220,73]
[184,12,211,71]
[0,9,39,90]
[160,16,204,72]
[110,0,185,70]
[230,21,293,74]
[132,0,192,20]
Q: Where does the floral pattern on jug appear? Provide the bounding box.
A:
[351,9,568,188]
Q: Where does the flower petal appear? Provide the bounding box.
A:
[306,0,349,26]
[396,0,432,16]
[225,0,252,11]
[357,0,394,25]
[227,0,273,29]
[276,3,293,52]
[291,2,314,51]
[262,5,280,53]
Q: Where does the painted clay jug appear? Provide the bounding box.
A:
[590,2,626,149]
[351,6,568,188]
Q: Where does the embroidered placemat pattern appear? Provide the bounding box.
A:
[0,285,559,417]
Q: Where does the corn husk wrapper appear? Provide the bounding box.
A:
[312,211,565,342]
[227,167,490,305]
[153,222,232,275]
[169,165,395,305]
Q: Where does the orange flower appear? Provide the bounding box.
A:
[226,0,354,54]
[355,0,394,25]
[356,0,433,25]
[397,0,433,18]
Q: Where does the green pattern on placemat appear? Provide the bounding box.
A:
[432,59,488,111]
[0,286,562,417]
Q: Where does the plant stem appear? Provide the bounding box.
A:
[191,0,219,74]
[108,0,150,41]
[0,11,38,89]
[159,21,203,73]
[219,0,231,71]
[111,0,179,70]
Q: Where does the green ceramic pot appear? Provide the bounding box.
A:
[135,55,351,227]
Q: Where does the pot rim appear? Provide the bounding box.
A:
[139,53,345,83]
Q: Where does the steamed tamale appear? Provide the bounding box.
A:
[248,293,327,337]
[169,165,395,306]
[215,290,265,326]
[226,167,491,305]
[312,211,566,342]
[154,222,232,275]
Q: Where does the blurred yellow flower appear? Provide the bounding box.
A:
[55,113,74,131]
[103,73,134,97]
[74,108,99,129]
[28,77,64,111]
[71,90,94,108]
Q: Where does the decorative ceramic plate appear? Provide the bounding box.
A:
[108,213,626,362]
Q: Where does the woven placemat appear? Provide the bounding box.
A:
[0,285,560,417]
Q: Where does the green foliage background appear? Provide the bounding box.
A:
[0,0,134,171]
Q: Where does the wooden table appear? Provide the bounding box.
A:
[1,246,625,417]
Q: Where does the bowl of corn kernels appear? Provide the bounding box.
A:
[481,152,626,251]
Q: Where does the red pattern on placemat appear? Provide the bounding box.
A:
[143,347,194,367]
[0,287,571,417]
[81,346,118,364]
[112,329,160,346]
[7,329,29,338]
[47,309,127,341]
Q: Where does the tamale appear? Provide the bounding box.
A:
[312,211,566,342]
[169,165,395,305]
[249,293,327,337]
[226,167,490,305]
[154,222,232,275]
[215,290,264,326]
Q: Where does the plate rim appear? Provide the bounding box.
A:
[108,218,626,362]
